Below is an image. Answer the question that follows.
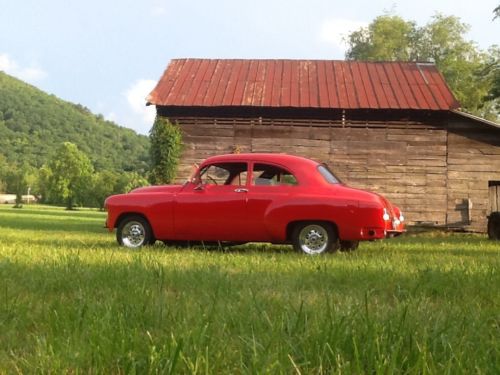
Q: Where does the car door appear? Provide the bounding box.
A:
[244,162,299,241]
[174,162,249,241]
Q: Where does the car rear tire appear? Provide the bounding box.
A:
[117,215,155,248]
[292,222,337,255]
[339,240,359,252]
[488,213,500,240]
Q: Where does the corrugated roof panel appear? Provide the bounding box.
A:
[241,60,257,106]
[220,59,240,106]
[383,63,408,109]
[324,61,339,108]
[271,60,283,107]
[289,61,300,107]
[333,61,349,108]
[185,60,212,105]
[413,64,440,110]
[181,60,204,104]
[424,65,460,109]
[401,64,429,109]
[317,61,330,108]
[297,61,308,107]
[343,63,358,108]
[232,60,248,105]
[366,63,389,108]
[253,60,266,106]
[148,59,460,111]
[392,63,418,109]
[350,62,368,108]
[357,62,378,108]
[280,60,292,107]
[378,64,400,108]
[306,62,317,108]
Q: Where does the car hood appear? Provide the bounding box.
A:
[130,185,184,194]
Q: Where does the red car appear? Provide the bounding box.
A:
[105,153,404,254]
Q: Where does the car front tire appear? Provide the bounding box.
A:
[292,222,337,255]
[488,213,500,240]
[117,215,155,248]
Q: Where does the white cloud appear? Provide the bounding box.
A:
[319,18,367,51]
[124,79,157,127]
[151,0,168,16]
[0,53,46,83]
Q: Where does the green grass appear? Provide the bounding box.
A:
[0,204,498,374]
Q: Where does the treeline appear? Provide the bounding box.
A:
[0,142,148,209]
[0,71,154,209]
[0,72,150,171]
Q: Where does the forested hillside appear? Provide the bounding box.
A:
[0,72,150,172]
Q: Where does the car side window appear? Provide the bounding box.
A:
[252,163,298,186]
[198,163,247,186]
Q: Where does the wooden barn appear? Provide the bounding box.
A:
[147,59,500,232]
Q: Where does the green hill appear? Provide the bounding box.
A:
[0,72,150,173]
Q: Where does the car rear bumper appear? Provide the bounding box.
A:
[359,227,405,240]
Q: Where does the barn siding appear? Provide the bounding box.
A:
[446,118,500,232]
[165,114,500,232]
[168,116,459,228]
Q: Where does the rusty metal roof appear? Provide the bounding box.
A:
[147,59,460,111]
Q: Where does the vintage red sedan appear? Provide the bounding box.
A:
[105,153,404,254]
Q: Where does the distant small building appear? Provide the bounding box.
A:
[147,59,500,232]
[0,194,37,204]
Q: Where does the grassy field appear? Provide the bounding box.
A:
[0,204,498,374]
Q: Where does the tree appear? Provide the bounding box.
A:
[92,170,119,210]
[494,5,500,20]
[91,171,149,210]
[0,72,149,174]
[149,117,182,185]
[116,171,149,194]
[345,15,420,61]
[0,154,7,193]
[5,164,29,207]
[46,142,94,209]
[345,13,497,120]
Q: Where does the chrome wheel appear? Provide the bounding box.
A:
[121,220,146,248]
[298,224,329,254]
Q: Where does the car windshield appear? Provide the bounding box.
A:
[318,164,340,184]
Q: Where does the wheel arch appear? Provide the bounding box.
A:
[115,212,154,236]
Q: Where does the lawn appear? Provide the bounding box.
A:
[0,204,498,373]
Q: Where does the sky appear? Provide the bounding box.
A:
[1,0,499,135]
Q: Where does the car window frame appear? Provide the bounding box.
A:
[317,164,341,184]
[249,161,300,187]
[196,162,249,187]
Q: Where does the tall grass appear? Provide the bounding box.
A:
[0,205,498,373]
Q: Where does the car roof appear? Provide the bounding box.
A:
[200,153,329,186]
[203,153,320,167]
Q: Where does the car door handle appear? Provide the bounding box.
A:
[234,188,248,193]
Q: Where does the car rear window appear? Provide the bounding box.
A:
[318,165,340,184]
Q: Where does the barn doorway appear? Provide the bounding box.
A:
[489,181,500,213]
[488,181,500,240]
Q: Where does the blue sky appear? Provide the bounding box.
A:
[1,0,498,134]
